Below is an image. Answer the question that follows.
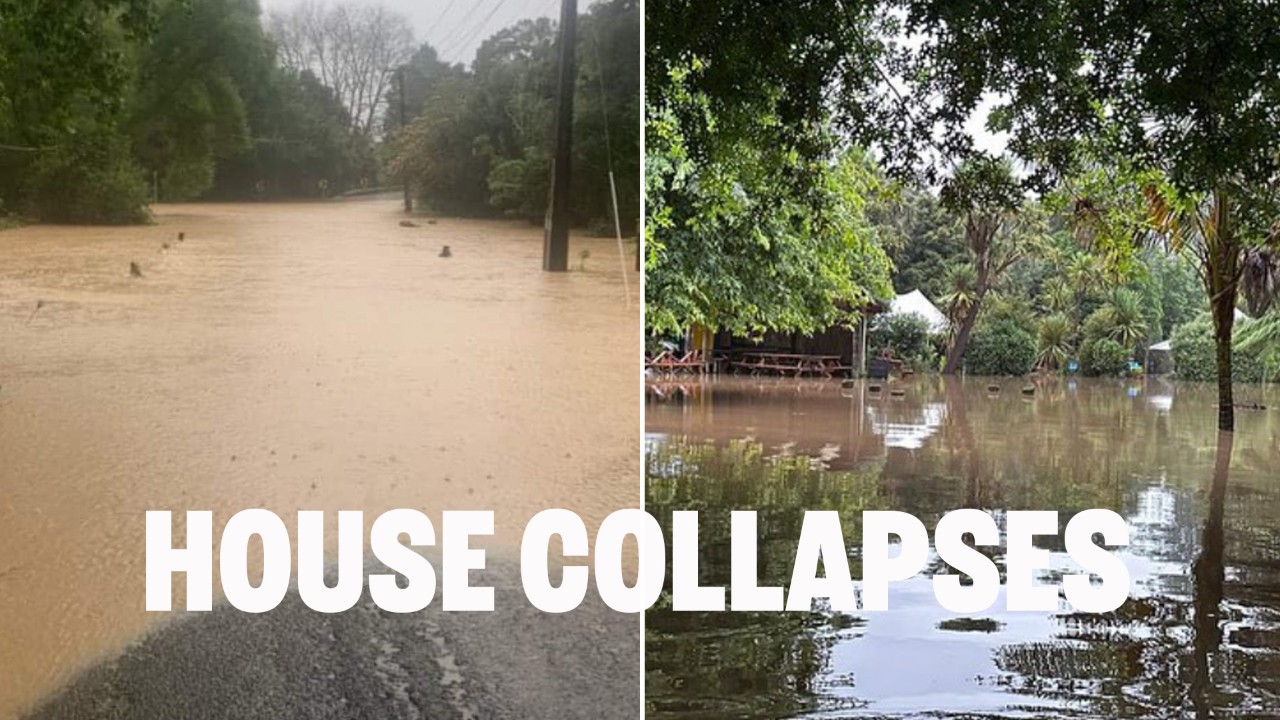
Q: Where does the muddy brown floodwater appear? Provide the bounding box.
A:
[647,376,1280,719]
[0,199,640,717]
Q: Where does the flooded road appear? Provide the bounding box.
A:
[0,199,640,717]
[646,376,1280,719]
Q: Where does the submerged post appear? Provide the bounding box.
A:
[543,0,577,272]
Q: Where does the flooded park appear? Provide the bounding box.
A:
[645,376,1280,719]
[0,198,640,718]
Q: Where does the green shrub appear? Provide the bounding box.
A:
[1080,337,1130,377]
[1036,314,1073,371]
[1080,307,1113,344]
[487,146,550,222]
[965,320,1037,376]
[870,313,936,369]
[0,197,19,230]
[23,130,150,224]
[1236,310,1280,379]
[1171,314,1270,383]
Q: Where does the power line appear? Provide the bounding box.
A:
[435,0,460,28]
[436,0,499,61]
[428,0,462,60]
[441,0,512,64]
[591,23,633,301]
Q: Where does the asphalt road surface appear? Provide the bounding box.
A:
[25,556,639,719]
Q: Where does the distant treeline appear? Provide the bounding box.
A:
[0,0,639,232]
[386,0,639,234]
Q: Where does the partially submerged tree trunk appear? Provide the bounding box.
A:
[1204,190,1241,433]
[943,284,984,374]
[942,213,1000,375]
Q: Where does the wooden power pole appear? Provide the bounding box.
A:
[398,67,412,214]
[543,0,577,271]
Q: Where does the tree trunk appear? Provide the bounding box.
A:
[1210,284,1236,432]
[942,291,983,375]
[943,213,998,375]
[1206,189,1240,433]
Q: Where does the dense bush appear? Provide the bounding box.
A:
[1236,310,1280,379]
[965,320,1037,376]
[1080,307,1114,346]
[23,132,150,225]
[1080,337,1130,377]
[1172,314,1270,383]
[869,313,936,369]
[1035,314,1073,371]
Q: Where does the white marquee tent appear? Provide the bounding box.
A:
[886,289,949,334]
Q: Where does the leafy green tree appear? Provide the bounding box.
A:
[0,0,158,222]
[23,128,150,224]
[937,156,1044,374]
[898,0,1280,429]
[573,0,640,233]
[130,0,268,199]
[868,313,935,369]
[938,264,978,331]
[383,44,455,135]
[645,0,897,336]
[645,101,894,336]
[388,0,638,227]
[209,66,364,199]
[388,72,490,215]
[875,188,966,300]
[1099,288,1149,353]
[468,18,557,220]
[1131,249,1201,341]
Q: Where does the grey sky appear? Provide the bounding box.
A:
[257,0,591,66]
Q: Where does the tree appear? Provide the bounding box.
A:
[0,0,159,222]
[937,156,1043,374]
[470,18,558,220]
[1099,288,1148,353]
[130,0,270,199]
[897,0,1280,429]
[207,66,364,199]
[645,89,894,336]
[1036,314,1072,371]
[268,1,414,137]
[1235,309,1280,381]
[572,0,641,233]
[645,0,902,336]
[381,43,456,136]
[387,0,639,228]
[874,187,965,300]
[387,72,490,215]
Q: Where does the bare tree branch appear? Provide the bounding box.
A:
[266,1,414,137]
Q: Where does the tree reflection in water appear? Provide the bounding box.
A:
[646,377,1280,719]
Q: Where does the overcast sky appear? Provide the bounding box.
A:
[257,0,594,66]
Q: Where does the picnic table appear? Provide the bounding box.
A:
[645,350,707,376]
[730,352,850,378]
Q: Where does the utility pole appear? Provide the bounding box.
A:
[398,66,412,214]
[543,0,576,271]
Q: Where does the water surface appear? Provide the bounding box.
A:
[646,376,1280,719]
[0,199,640,717]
